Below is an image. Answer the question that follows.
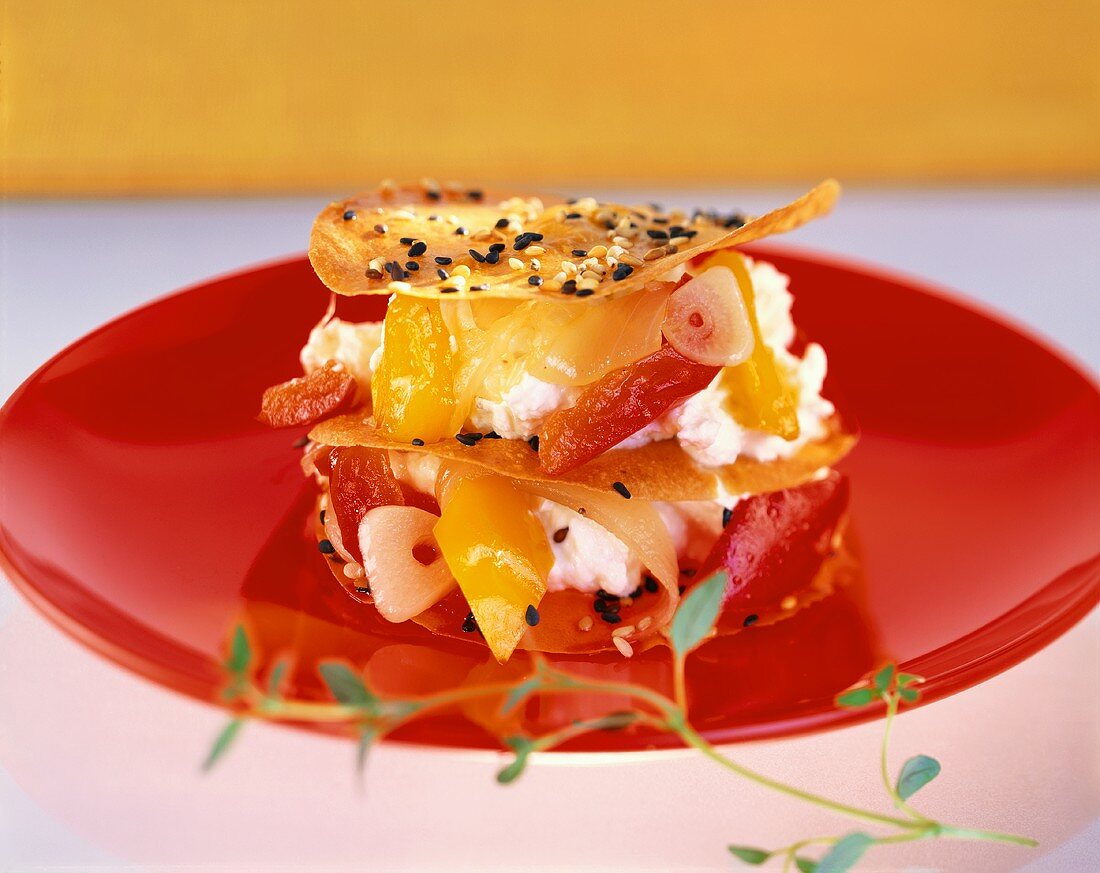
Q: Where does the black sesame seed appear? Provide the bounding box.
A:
[646,228,668,239]
[678,584,686,594]
[467,189,484,201]
[593,600,607,613]
[723,214,746,229]
[385,261,407,280]
[461,611,478,633]
[408,241,427,257]
[668,225,684,236]
[722,507,733,527]
[342,209,356,221]
[743,613,759,627]
[406,261,420,271]
[470,283,489,291]
[454,226,468,235]
[318,539,336,554]
[411,438,425,446]
[468,248,486,263]
[631,585,643,599]
[600,611,622,624]
[681,568,697,577]
[571,249,588,257]
[374,223,388,233]
[437,268,449,279]
[612,481,631,499]
[400,236,415,245]
[355,585,371,594]
[489,242,506,252]
[455,433,479,446]
[434,256,452,265]
[319,509,326,523]
[644,575,659,593]
[426,189,442,201]
[528,232,544,241]
[495,217,509,229]
[484,430,501,439]
[428,214,440,221]
[564,212,582,220]
[513,234,534,250]
[528,275,543,287]
[485,251,500,264]
[440,287,458,293]
[612,264,634,281]
[365,268,383,279]
[552,527,569,543]
[651,216,669,224]
[527,435,540,452]
[292,435,309,448]
[525,605,540,627]
[575,288,594,298]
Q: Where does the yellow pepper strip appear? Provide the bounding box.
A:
[370,296,458,443]
[701,250,800,440]
[433,475,553,663]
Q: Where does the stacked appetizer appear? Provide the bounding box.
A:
[261,180,856,663]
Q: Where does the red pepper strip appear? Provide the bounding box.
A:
[697,471,850,618]
[329,446,405,563]
[538,345,719,475]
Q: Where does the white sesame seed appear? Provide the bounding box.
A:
[607,245,625,259]
[620,253,644,267]
[611,624,635,638]
[670,235,691,246]
[530,258,541,271]
[578,277,599,291]
[390,210,416,220]
[453,265,471,277]
[613,236,632,247]
[581,270,602,281]
[562,261,578,274]
[342,562,364,580]
[644,247,667,261]
[526,245,546,256]
[552,271,566,283]
[388,281,411,292]
[368,257,384,272]
[588,244,608,258]
[579,616,594,631]
[637,616,652,631]
[612,637,634,658]
[508,257,524,270]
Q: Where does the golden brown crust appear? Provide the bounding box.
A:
[309,180,840,302]
[309,411,857,502]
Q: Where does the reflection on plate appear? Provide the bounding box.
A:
[1,244,1097,751]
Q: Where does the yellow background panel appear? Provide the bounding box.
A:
[3,1,1098,194]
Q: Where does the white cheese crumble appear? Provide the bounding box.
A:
[469,373,577,439]
[300,318,383,395]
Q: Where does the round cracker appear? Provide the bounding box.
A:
[309,179,840,301]
[309,411,857,503]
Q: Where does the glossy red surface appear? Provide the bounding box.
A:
[1,246,1097,751]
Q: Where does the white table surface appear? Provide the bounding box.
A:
[1,189,1097,872]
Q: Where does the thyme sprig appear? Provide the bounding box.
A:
[205,574,1036,871]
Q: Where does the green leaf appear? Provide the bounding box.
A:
[896,672,923,688]
[356,726,376,775]
[496,736,533,784]
[873,663,896,694]
[898,686,920,703]
[500,677,542,715]
[795,858,818,873]
[896,754,941,800]
[225,625,252,676]
[727,845,771,864]
[589,711,638,731]
[202,718,243,772]
[318,662,377,709]
[669,572,725,657]
[835,687,876,708]
[815,833,874,873]
[266,659,289,698]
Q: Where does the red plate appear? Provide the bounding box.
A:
[1,245,1097,751]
